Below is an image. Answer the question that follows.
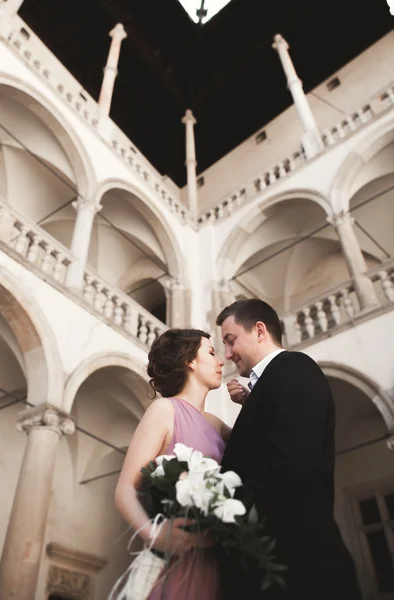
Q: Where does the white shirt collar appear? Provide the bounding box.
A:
[249,349,286,389]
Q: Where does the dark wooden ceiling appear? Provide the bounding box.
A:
[20,0,393,186]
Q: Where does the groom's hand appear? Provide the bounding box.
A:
[227,379,250,405]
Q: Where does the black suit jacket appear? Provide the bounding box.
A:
[221,351,362,600]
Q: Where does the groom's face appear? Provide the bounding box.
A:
[221,316,259,377]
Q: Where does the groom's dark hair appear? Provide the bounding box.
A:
[216,299,283,345]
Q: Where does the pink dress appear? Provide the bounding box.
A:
[148,397,226,600]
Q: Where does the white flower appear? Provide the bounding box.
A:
[152,464,164,477]
[173,443,193,463]
[200,458,221,477]
[176,477,193,506]
[175,471,215,515]
[213,498,246,523]
[220,471,242,490]
[195,486,215,515]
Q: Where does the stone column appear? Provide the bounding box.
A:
[182,109,198,217]
[272,34,323,159]
[97,23,127,128]
[165,278,187,327]
[328,211,379,311]
[65,198,101,289]
[0,404,75,600]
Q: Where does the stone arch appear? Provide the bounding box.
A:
[217,188,331,280]
[94,179,185,280]
[330,118,394,214]
[0,268,63,407]
[319,361,394,432]
[63,352,149,413]
[0,74,96,200]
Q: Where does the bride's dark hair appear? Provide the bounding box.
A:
[147,328,210,398]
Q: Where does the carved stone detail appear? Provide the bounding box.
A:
[16,403,75,437]
[47,565,92,600]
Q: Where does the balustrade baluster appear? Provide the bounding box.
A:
[315,301,328,333]
[322,130,335,146]
[93,282,106,313]
[378,270,394,302]
[83,275,95,304]
[26,234,41,263]
[114,298,125,326]
[302,307,315,339]
[14,225,29,255]
[341,289,355,319]
[138,315,148,344]
[103,291,114,319]
[41,244,54,274]
[147,322,157,346]
[327,295,341,327]
[53,252,66,282]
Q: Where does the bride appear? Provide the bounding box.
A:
[111,328,231,599]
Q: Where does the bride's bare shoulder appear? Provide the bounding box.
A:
[143,397,174,419]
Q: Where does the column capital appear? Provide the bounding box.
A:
[327,210,354,229]
[272,33,289,51]
[164,276,185,291]
[182,109,197,126]
[16,403,75,437]
[72,198,102,214]
[109,23,127,41]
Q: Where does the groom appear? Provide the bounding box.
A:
[217,299,362,600]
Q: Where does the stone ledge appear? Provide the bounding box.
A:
[46,542,107,573]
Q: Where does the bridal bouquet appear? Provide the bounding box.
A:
[109,443,284,600]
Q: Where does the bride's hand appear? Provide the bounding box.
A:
[227,379,250,405]
[152,517,213,556]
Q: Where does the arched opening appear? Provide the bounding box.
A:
[82,185,182,323]
[127,278,167,323]
[220,196,348,314]
[50,361,150,598]
[0,313,27,557]
[322,366,394,598]
[0,81,94,254]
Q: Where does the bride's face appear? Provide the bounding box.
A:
[190,337,224,390]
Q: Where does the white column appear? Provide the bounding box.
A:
[328,211,379,311]
[0,404,75,600]
[97,23,127,126]
[165,278,188,327]
[182,109,198,217]
[65,198,101,289]
[272,34,323,159]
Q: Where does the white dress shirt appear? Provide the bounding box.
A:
[249,348,286,389]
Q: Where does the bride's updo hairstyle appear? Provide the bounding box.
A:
[147,328,210,398]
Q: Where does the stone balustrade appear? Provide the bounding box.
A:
[4,19,190,225]
[321,83,394,148]
[82,268,166,345]
[0,200,166,348]
[7,27,98,128]
[282,261,394,347]
[0,201,74,285]
[198,149,305,224]
[198,82,394,225]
